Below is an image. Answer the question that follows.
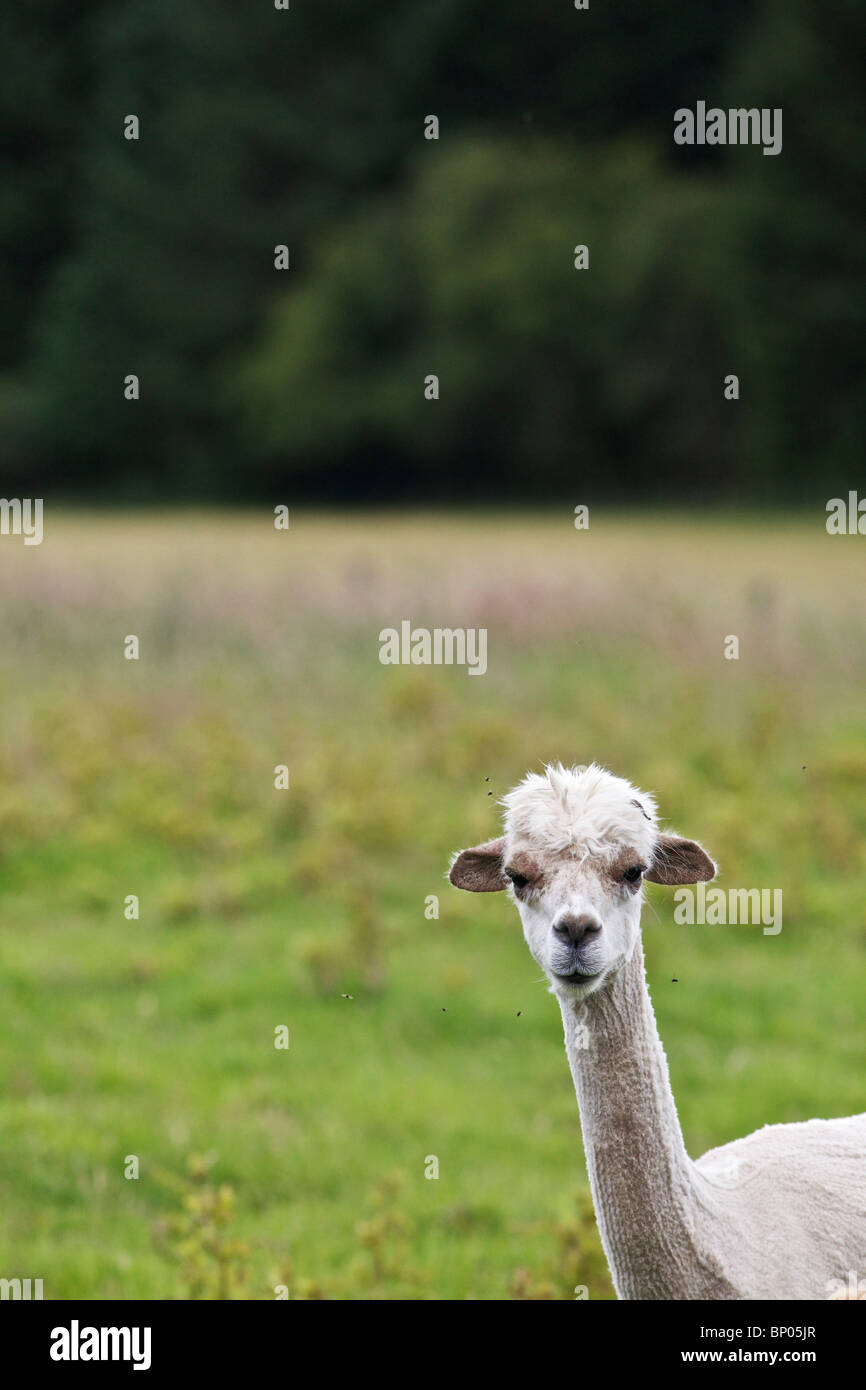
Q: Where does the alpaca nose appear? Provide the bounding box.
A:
[553,911,602,945]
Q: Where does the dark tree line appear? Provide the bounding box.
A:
[1,0,863,502]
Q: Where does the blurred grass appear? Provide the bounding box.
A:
[0,509,865,1299]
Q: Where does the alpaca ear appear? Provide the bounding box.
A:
[645,834,716,885]
[449,838,509,892]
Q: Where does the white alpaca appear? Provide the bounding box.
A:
[449,763,866,1301]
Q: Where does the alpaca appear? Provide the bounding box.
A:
[449,763,866,1301]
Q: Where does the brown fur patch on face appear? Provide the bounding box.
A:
[604,845,647,886]
[504,850,544,884]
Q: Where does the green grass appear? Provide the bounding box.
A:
[0,510,865,1298]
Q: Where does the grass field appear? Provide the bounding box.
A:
[1,510,865,1299]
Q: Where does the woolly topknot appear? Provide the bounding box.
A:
[500,762,658,861]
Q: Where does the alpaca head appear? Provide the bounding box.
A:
[449,763,716,999]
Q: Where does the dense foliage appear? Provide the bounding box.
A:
[1,1,863,500]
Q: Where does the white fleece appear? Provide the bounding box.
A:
[502,765,866,1300]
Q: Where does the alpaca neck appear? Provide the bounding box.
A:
[560,940,720,1300]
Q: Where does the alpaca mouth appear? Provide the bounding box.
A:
[554,969,600,986]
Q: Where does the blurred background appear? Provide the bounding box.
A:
[0,2,865,1302]
[1,0,864,502]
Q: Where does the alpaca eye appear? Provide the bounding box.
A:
[623,865,645,884]
[506,870,529,890]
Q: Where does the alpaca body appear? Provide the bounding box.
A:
[450,763,866,1301]
[561,942,866,1300]
[693,1115,866,1300]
